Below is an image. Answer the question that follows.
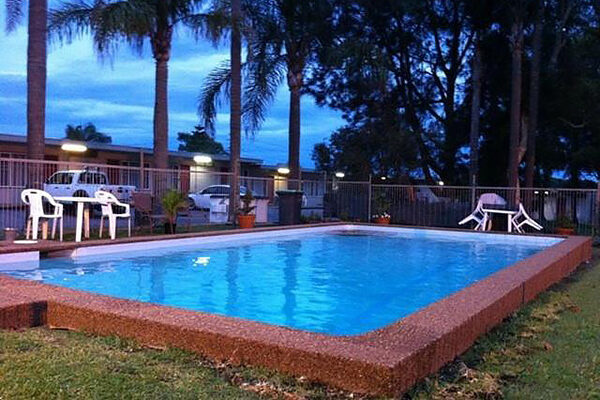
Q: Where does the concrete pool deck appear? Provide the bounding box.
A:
[0,224,592,396]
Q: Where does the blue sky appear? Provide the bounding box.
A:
[0,4,344,167]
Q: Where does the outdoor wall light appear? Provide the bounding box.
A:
[438,180,445,186]
[193,155,213,164]
[335,172,345,178]
[61,143,87,153]
[380,176,387,181]
[277,167,290,175]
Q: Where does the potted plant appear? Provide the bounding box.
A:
[237,190,256,229]
[372,192,392,224]
[373,212,391,225]
[161,190,188,234]
[555,215,576,235]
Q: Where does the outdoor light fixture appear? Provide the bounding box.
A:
[61,143,87,153]
[381,176,387,181]
[335,172,345,178]
[277,167,290,175]
[193,155,212,164]
[438,181,445,186]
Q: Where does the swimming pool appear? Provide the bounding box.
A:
[2,225,562,335]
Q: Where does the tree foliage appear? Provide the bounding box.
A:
[65,123,112,143]
[308,0,600,187]
[177,125,225,154]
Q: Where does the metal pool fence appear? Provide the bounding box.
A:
[0,157,597,238]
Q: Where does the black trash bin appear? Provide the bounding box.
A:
[277,190,304,225]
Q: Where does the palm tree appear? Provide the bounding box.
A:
[199,0,334,189]
[49,0,218,169]
[65,123,112,143]
[5,0,48,161]
[229,0,242,223]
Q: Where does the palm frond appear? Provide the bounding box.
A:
[48,0,95,45]
[242,54,287,135]
[93,0,152,58]
[5,0,25,32]
[198,61,232,134]
[49,0,154,60]
[182,10,229,45]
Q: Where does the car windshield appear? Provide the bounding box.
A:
[200,186,248,196]
[46,172,74,185]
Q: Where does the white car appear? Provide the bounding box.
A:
[188,185,251,210]
[43,170,135,202]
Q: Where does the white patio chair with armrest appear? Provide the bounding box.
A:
[458,201,489,231]
[478,192,507,207]
[21,189,64,241]
[95,190,131,240]
[511,203,543,233]
[459,193,507,231]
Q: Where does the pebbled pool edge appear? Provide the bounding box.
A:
[0,227,592,396]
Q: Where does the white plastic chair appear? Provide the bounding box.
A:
[459,193,507,231]
[95,191,131,240]
[458,201,489,231]
[21,189,64,241]
[511,203,543,233]
[478,193,507,207]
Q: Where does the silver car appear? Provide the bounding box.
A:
[188,185,250,210]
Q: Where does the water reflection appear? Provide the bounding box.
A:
[280,240,301,327]
[149,258,165,303]
[225,248,239,315]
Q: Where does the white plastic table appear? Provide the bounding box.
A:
[54,196,106,242]
[481,206,517,232]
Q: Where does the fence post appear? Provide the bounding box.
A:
[367,174,372,222]
[470,174,476,209]
[139,150,145,190]
[596,182,600,235]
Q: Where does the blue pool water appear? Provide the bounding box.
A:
[2,229,559,335]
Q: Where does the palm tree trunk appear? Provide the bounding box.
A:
[507,7,524,189]
[288,82,301,190]
[287,69,303,189]
[153,57,169,170]
[229,0,242,224]
[27,0,47,161]
[525,0,544,187]
[469,36,482,186]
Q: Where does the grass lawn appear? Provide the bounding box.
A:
[1,252,599,399]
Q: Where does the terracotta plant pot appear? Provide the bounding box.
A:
[3,228,17,242]
[375,217,391,225]
[238,214,256,229]
[555,227,575,236]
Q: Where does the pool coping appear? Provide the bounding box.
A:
[0,224,592,396]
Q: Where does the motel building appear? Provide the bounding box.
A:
[0,133,326,216]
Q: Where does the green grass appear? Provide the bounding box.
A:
[0,330,260,400]
[409,252,600,399]
[1,252,599,399]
